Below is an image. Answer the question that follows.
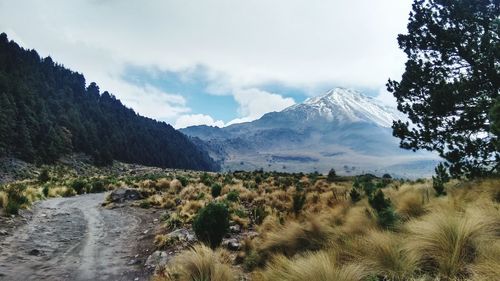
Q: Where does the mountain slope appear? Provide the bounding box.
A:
[182,88,437,177]
[0,33,218,171]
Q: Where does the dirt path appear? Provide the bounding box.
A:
[0,193,155,281]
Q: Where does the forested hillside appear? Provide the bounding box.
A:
[0,33,218,171]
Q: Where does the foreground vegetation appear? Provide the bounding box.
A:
[3,164,498,281]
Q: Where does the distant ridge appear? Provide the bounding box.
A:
[0,33,218,171]
[182,88,438,178]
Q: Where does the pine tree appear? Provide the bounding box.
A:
[388,0,500,177]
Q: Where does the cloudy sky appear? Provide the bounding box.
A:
[0,0,413,128]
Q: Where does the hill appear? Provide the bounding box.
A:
[0,33,218,171]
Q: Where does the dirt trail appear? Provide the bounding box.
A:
[0,193,153,281]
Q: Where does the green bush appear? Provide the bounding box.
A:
[192,202,230,248]
[327,168,337,182]
[42,184,50,197]
[70,179,87,195]
[177,176,189,187]
[349,188,361,203]
[139,200,151,209]
[226,190,239,202]
[369,190,399,229]
[3,184,29,215]
[38,169,50,183]
[89,180,105,193]
[292,192,306,215]
[211,183,222,198]
[252,205,268,225]
[200,172,213,186]
[432,163,450,196]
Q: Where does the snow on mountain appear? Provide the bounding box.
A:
[181,87,437,178]
[283,88,403,127]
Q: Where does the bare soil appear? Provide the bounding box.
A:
[0,193,158,281]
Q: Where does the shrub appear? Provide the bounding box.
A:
[42,184,50,197]
[292,192,306,215]
[89,180,105,193]
[38,169,50,183]
[177,176,189,187]
[369,190,398,229]
[349,188,361,203]
[162,244,233,281]
[260,251,369,281]
[139,200,151,209]
[70,179,87,195]
[406,207,498,279]
[432,163,450,196]
[3,184,29,215]
[200,172,213,186]
[211,183,222,198]
[251,205,268,225]
[226,190,239,202]
[193,202,230,248]
[327,168,337,182]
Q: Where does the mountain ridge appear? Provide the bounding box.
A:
[181,88,438,177]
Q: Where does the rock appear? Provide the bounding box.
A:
[145,251,171,269]
[222,239,241,251]
[0,230,8,236]
[229,224,241,233]
[167,228,196,242]
[128,259,141,265]
[108,188,143,203]
[28,249,42,256]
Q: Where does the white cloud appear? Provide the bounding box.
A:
[175,114,225,129]
[0,0,413,126]
[227,88,295,125]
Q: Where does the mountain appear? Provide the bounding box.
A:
[182,88,438,177]
[0,33,218,171]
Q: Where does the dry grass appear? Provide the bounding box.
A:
[405,205,499,279]
[258,217,333,258]
[156,244,235,281]
[256,252,369,281]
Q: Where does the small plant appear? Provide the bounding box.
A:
[192,202,230,248]
[211,183,222,198]
[327,168,337,182]
[70,179,87,195]
[350,188,361,203]
[432,163,450,196]
[200,172,213,186]
[251,205,268,225]
[292,192,306,215]
[139,200,151,209]
[177,176,189,187]
[369,190,398,229]
[89,180,105,193]
[226,190,239,202]
[42,184,50,197]
[38,169,50,183]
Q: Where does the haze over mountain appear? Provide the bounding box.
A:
[182,88,438,177]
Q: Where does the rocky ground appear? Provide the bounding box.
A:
[0,192,160,281]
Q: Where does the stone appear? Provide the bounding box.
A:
[229,224,241,233]
[145,251,171,269]
[222,239,241,251]
[28,249,41,256]
[108,188,143,203]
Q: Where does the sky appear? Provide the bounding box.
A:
[0,0,413,128]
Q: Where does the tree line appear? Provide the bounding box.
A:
[0,33,218,171]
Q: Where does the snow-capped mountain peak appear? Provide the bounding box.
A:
[284,88,402,127]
